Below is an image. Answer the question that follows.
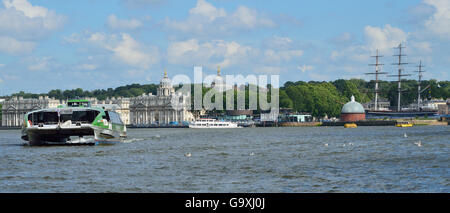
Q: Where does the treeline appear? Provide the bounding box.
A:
[7,84,159,101]
[2,79,449,118]
[280,79,449,117]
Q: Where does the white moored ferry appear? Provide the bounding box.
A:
[189,118,241,128]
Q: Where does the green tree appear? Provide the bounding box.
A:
[279,90,293,108]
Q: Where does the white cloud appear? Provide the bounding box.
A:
[331,25,408,62]
[230,6,275,29]
[262,36,303,64]
[189,0,226,22]
[0,0,64,55]
[364,24,408,53]
[164,0,275,35]
[73,32,160,69]
[167,37,303,71]
[411,41,432,53]
[297,65,314,73]
[0,0,65,40]
[3,0,48,18]
[107,14,142,30]
[265,36,293,49]
[27,56,53,71]
[330,32,355,46]
[423,0,450,38]
[63,33,81,44]
[0,36,35,55]
[167,39,253,68]
[110,34,158,68]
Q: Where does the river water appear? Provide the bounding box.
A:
[0,126,449,192]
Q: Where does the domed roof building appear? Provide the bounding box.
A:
[211,66,227,92]
[340,95,366,122]
[157,69,175,97]
[129,69,194,126]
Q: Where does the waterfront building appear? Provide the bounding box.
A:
[129,71,194,125]
[284,114,313,122]
[417,98,448,111]
[438,101,449,115]
[363,98,391,111]
[1,96,62,126]
[210,66,234,92]
[277,108,313,122]
[220,110,253,121]
[340,95,366,122]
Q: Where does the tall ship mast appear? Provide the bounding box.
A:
[365,44,437,118]
[415,60,425,110]
[365,49,387,110]
[388,43,410,112]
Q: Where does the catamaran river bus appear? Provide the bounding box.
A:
[21,99,126,146]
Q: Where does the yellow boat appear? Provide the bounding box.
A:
[344,123,357,128]
[396,122,413,127]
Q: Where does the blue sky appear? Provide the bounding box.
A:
[0,0,449,95]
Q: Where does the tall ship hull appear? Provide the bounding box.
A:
[21,100,126,146]
[366,110,438,118]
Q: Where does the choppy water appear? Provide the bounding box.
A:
[0,126,449,192]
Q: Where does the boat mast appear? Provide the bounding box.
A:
[389,43,410,112]
[415,60,425,110]
[366,49,387,110]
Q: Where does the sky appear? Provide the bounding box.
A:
[0,0,449,95]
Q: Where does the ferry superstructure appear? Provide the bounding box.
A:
[21,99,126,145]
[189,118,241,128]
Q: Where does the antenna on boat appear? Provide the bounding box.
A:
[366,49,387,110]
[414,60,426,110]
[388,43,411,112]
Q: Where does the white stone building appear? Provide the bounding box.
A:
[129,71,193,125]
[1,96,63,126]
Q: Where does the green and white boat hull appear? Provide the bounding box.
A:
[21,100,126,146]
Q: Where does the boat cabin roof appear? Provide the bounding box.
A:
[67,99,91,107]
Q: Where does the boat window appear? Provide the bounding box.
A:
[68,101,91,107]
[71,110,100,123]
[106,111,123,124]
[31,111,59,125]
[60,114,72,123]
[104,111,111,121]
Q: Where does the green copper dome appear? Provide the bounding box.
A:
[341,95,365,114]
